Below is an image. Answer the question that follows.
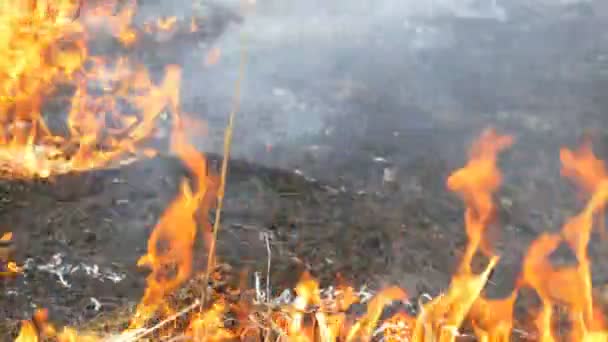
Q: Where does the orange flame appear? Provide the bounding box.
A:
[187,299,236,341]
[14,321,38,342]
[518,143,608,341]
[0,0,184,178]
[15,308,99,342]
[129,70,215,327]
[446,128,513,262]
[408,129,513,340]
[346,286,409,341]
[1,231,21,276]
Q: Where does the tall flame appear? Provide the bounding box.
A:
[130,69,215,327]
[409,129,513,341]
[518,143,608,341]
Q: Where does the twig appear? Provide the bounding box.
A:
[162,335,193,342]
[264,232,272,302]
[264,233,272,342]
[202,19,248,307]
[162,335,192,342]
[111,300,201,342]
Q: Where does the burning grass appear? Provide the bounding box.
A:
[4,1,608,341]
[0,0,217,179]
[11,125,608,341]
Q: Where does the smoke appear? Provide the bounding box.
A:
[181,0,511,159]
[135,0,600,164]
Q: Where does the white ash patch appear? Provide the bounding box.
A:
[24,253,126,288]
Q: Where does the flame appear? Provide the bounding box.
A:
[446,128,513,261]
[407,129,513,341]
[1,231,21,276]
[381,312,414,342]
[469,292,517,342]
[0,0,185,178]
[1,232,12,241]
[187,299,236,341]
[346,286,409,341]
[560,141,607,194]
[15,309,99,342]
[517,143,608,341]
[14,321,37,342]
[156,16,178,32]
[130,88,214,327]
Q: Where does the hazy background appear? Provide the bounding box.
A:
[107,0,608,186]
[157,0,604,162]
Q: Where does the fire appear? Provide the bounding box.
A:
[0,0,184,179]
[346,286,409,341]
[9,113,608,340]
[188,299,237,341]
[517,143,608,341]
[398,129,512,341]
[7,2,608,341]
[131,116,215,327]
[156,16,178,32]
[446,129,513,262]
[14,309,99,342]
[0,231,21,276]
[14,321,37,342]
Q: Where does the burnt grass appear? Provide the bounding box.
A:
[4,1,608,340]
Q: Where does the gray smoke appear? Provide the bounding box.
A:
[134,0,602,164]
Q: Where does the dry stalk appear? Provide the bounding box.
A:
[202,21,249,307]
[264,232,273,342]
[108,300,201,342]
[264,232,272,301]
[162,336,193,342]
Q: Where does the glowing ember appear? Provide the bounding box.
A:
[0,232,21,276]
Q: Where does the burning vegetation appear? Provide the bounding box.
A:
[3,1,608,342]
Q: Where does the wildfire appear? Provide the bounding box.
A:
[0,0,189,179]
[14,122,608,342]
[6,1,608,342]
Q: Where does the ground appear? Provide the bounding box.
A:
[3,0,608,339]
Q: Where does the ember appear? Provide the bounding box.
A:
[0,232,21,276]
